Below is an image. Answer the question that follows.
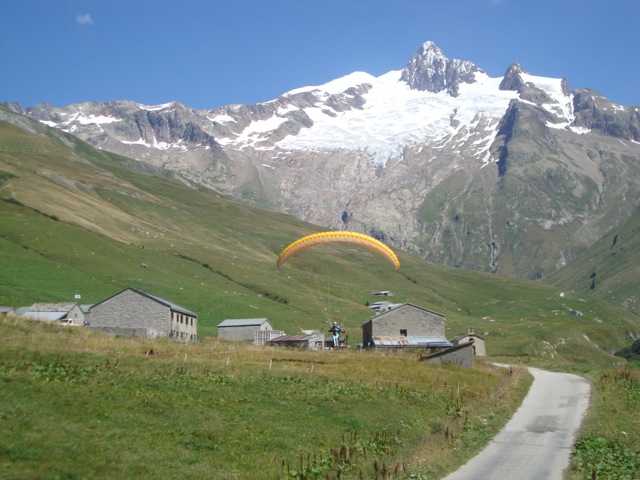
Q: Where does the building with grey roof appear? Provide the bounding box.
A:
[453,329,487,357]
[0,306,14,315]
[268,331,325,350]
[15,303,87,325]
[217,318,272,342]
[362,303,449,350]
[89,288,198,341]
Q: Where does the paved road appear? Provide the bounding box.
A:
[444,367,591,480]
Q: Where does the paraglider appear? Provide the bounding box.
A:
[276,231,400,270]
[329,322,340,347]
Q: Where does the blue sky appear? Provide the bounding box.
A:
[2,0,639,109]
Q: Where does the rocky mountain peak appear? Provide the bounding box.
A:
[499,63,526,91]
[0,101,25,114]
[400,41,480,96]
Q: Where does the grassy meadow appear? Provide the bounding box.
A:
[0,116,637,364]
[0,315,530,479]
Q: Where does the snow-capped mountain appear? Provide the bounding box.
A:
[16,41,640,279]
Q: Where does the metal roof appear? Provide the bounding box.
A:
[29,303,76,312]
[372,336,452,348]
[19,311,68,321]
[363,303,446,324]
[0,307,14,313]
[269,332,322,343]
[218,318,270,328]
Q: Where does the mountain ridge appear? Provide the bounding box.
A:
[8,40,640,284]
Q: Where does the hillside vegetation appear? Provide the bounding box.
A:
[551,208,640,316]
[569,364,640,480]
[0,315,530,479]
[0,108,639,367]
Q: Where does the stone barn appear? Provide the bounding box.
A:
[453,329,487,357]
[16,303,86,325]
[89,288,198,342]
[268,331,325,350]
[217,318,272,342]
[421,341,475,368]
[362,303,450,350]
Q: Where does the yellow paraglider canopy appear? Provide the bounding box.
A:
[277,231,400,270]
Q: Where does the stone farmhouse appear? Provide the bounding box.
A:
[453,329,487,357]
[217,318,273,342]
[89,288,198,342]
[362,303,452,350]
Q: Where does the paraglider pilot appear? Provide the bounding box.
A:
[329,322,343,349]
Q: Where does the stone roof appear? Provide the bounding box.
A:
[92,288,197,316]
[136,290,196,316]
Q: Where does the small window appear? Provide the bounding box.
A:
[400,329,407,337]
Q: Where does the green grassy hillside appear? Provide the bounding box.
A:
[0,315,531,479]
[0,107,638,366]
[551,208,640,315]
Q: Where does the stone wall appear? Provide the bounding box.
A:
[370,305,445,339]
[66,305,86,326]
[170,310,198,342]
[422,342,474,368]
[89,289,171,338]
[89,326,148,337]
[362,320,373,347]
[456,335,486,356]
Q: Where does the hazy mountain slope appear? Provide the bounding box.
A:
[551,208,640,315]
[0,107,638,363]
[14,41,640,282]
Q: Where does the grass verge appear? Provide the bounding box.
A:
[568,364,640,480]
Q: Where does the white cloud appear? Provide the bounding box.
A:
[76,13,94,26]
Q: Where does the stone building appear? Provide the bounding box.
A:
[421,341,475,368]
[268,331,325,350]
[89,288,198,341]
[217,318,272,342]
[362,303,450,349]
[453,329,487,357]
[16,303,87,325]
